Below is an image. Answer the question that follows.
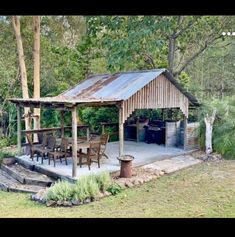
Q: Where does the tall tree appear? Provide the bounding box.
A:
[33,16,40,142]
[12,16,30,130]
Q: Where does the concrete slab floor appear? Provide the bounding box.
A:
[16,141,194,180]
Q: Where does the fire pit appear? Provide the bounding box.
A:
[117,155,134,178]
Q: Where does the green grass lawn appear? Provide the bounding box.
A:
[0,160,235,218]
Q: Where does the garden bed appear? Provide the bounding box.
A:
[31,151,212,208]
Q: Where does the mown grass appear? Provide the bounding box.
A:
[0,160,234,218]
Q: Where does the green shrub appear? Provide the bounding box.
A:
[73,175,100,201]
[46,173,117,203]
[46,181,74,201]
[95,171,112,193]
[199,96,235,159]
[107,183,123,195]
[0,138,10,149]
[73,180,90,202]
[87,177,100,199]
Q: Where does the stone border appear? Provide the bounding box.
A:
[31,188,112,207]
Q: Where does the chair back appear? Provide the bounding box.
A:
[89,141,101,157]
[60,138,69,152]
[47,136,56,149]
[100,133,109,146]
[41,134,48,148]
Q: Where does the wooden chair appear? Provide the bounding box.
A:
[35,135,56,164]
[78,141,101,170]
[48,138,69,167]
[26,133,48,160]
[100,133,109,159]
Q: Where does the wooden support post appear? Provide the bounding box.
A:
[102,124,105,134]
[86,127,90,141]
[17,106,22,154]
[60,111,65,138]
[183,115,188,150]
[72,106,77,177]
[119,103,124,156]
[136,116,139,142]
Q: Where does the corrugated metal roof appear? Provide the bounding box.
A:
[58,69,166,101]
[9,69,199,107]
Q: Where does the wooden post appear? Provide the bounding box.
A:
[119,103,124,156]
[17,106,22,154]
[183,115,188,150]
[60,111,65,138]
[86,127,90,141]
[136,116,139,142]
[102,124,105,134]
[33,16,41,143]
[72,106,77,177]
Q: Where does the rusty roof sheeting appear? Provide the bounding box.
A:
[58,69,165,101]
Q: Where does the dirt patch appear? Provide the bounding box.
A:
[190,150,223,162]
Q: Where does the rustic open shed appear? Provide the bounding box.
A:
[9,68,199,177]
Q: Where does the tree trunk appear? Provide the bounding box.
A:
[12,16,30,131]
[33,16,41,142]
[168,37,175,73]
[204,110,216,155]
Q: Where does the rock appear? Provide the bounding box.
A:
[83,198,91,204]
[125,180,134,188]
[63,201,72,207]
[57,200,63,206]
[71,200,81,206]
[159,171,165,176]
[41,200,46,204]
[114,181,126,189]
[143,176,151,182]
[138,178,144,184]
[2,157,16,165]
[133,179,139,186]
[46,200,56,207]
[104,191,112,197]
[153,170,162,176]
[132,171,137,176]
[33,188,47,203]
[97,192,105,199]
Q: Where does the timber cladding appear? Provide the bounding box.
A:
[122,75,189,123]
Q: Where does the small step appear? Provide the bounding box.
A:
[0,169,17,191]
[0,169,43,193]
[1,163,55,187]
